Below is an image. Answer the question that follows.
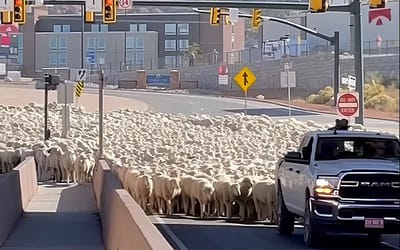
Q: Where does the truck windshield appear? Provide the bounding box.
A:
[315,137,400,161]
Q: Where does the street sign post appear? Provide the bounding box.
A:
[218,64,229,85]
[280,69,296,117]
[234,66,256,115]
[337,92,359,120]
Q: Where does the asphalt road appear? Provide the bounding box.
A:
[85,89,399,135]
[149,214,400,250]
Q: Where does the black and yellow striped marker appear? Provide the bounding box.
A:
[75,81,84,98]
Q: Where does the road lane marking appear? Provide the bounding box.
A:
[381,241,400,250]
[150,210,188,250]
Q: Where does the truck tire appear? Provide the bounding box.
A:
[304,197,322,247]
[277,186,295,235]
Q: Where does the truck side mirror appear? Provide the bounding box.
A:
[285,151,301,160]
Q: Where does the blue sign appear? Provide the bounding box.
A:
[86,50,96,65]
[146,74,170,87]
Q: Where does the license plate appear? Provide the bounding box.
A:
[365,218,384,229]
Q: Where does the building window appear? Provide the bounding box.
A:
[48,37,68,66]
[136,52,144,66]
[97,37,105,49]
[97,51,105,64]
[100,25,108,32]
[165,56,176,68]
[53,25,70,32]
[129,24,137,32]
[126,37,135,49]
[53,25,61,32]
[86,37,105,65]
[58,51,68,65]
[91,24,100,32]
[58,38,67,49]
[49,52,58,66]
[126,36,145,67]
[177,24,189,35]
[87,37,96,49]
[178,39,189,51]
[62,25,70,32]
[136,37,144,50]
[129,24,146,32]
[49,37,57,49]
[165,24,176,35]
[165,40,176,51]
[138,24,146,32]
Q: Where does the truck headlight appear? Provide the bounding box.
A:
[314,177,339,196]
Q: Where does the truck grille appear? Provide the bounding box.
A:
[339,173,400,199]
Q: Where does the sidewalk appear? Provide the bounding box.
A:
[1,182,104,250]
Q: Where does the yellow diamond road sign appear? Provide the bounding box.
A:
[234,66,256,92]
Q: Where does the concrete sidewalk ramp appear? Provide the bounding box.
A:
[1,183,104,250]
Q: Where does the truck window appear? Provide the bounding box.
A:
[315,137,400,161]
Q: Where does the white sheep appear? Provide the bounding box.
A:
[154,175,181,216]
[189,178,214,218]
[134,174,153,213]
[252,181,274,221]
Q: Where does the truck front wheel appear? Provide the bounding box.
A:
[304,197,323,247]
[277,187,295,235]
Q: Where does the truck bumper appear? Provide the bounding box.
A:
[310,198,400,234]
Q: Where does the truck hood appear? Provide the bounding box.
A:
[314,159,400,176]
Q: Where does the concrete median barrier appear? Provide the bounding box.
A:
[93,160,172,250]
[0,157,38,246]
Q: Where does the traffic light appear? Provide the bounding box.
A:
[309,0,329,13]
[210,7,221,26]
[103,0,117,24]
[14,0,26,24]
[1,11,13,24]
[252,8,263,29]
[85,11,95,23]
[369,0,386,8]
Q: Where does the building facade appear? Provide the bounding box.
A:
[24,11,245,76]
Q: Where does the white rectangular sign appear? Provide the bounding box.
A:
[218,75,229,85]
[347,75,356,89]
[70,69,88,81]
[229,8,239,23]
[280,71,296,88]
[85,0,102,12]
[57,81,74,104]
[0,0,13,11]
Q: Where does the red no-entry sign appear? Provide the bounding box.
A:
[337,92,359,118]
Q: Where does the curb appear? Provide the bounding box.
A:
[226,96,399,122]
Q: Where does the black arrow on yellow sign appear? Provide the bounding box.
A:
[242,72,248,86]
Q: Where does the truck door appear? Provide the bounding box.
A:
[292,136,314,215]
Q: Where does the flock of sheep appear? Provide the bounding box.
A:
[1,102,349,221]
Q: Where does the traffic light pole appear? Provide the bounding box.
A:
[352,0,364,125]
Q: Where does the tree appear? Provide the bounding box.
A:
[185,42,203,57]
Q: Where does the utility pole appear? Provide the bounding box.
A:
[353,0,364,125]
[99,69,104,158]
